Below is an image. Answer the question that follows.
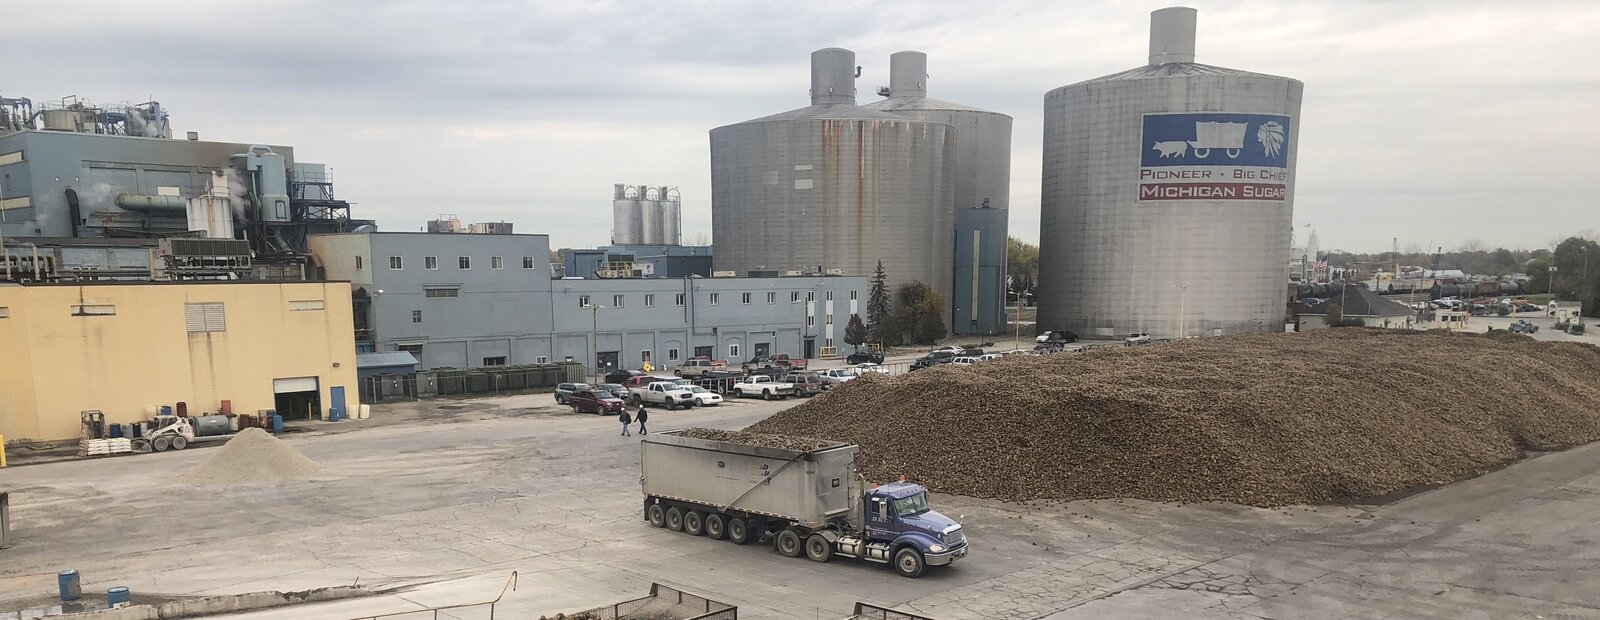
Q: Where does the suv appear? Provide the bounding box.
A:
[635,381,698,410]
[675,357,726,378]
[846,349,884,365]
[569,388,624,415]
[1037,330,1078,344]
[604,369,648,384]
[554,382,592,405]
[596,382,629,399]
[948,356,978,366]
[783,372,825,397]
[1124,332,1152,345]
[819,368,858,388]
[910,351,957,371]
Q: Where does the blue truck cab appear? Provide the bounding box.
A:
[862,483,968,571]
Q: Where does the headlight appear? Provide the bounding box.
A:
[928,545,945,553]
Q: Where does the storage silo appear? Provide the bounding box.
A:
[661,187,682,245]
[639,185,661,246]
[612,184,641,245]
[1038,7,1303,339]
[711,48,956,320]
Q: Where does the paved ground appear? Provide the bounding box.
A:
[4,391,1600,619]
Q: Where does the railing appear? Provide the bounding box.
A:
[586,583,737,620]
[348,571,517,620]
[849,603,938,620]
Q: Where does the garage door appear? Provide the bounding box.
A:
[273,377,319,393]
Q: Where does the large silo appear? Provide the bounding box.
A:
[612,184,642,245]
[711,48,956,317]
[1038,7,1303,339]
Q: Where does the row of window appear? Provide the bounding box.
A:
[356,255,536,271]
[575,289,856,309]
[47,301,324,325]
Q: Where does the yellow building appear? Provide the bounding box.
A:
[0,281,358,443]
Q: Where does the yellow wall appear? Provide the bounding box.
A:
[0,281,359,442]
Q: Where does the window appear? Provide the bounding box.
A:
[826,338,834,348]
[613,294,625,308]
[826,291,834,301]
[790,291,800,303]
[288,300,325,311]
[184,302,226,332]
[826,313,834,325]
[641,350,652,363]
[668,348,680,361]
[694,345,713,358]
[806,291,815,302]
[742,292,752,305]
[424,256,438,270]
[424,287,459,298]
[675,293,685,307]
[458,256,472,270]
[72,304,116,316]
[536,355,549,363]
[729,344,741,358]
[0,306,7,318]
[644,294,655,308]
[522,256,535,269]
[483,356,507,366]
[389,256,403,270]
[492,256,504,270]
[850,290,858,300]
[579,295,591,308]
[355,256,364,271]
[766,292,776,304]
[710,293,720,305]
[411,310,422,323]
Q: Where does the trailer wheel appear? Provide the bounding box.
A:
[893,547,925,578]
[153,436,171,452]
[171,436,188,450]
[684,511,705,536]
[805,534,834,563]
[727,518,751,545]
[665,507,685,532]
[775,529,804,558]
[704,514,726,540]
[647,504,666,528]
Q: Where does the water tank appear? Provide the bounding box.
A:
[864,51,1013,211]
[612,184,641,244]
[711,47,956,319]
[1038,7,1303,339]
[661,188,682,245]
[639,187,661,246]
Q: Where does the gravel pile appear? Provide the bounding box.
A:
[750,329,1600,505]
[183,428,323,486]
[675,427,837,452]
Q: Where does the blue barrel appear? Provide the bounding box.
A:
[58,570,81,601]
[270,414,283,434]
[107,586,130,608]
[160,405,173,416]
[108,424,123,438]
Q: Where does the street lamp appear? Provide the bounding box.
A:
[588,304,605,382]
[1170,284,1193,339]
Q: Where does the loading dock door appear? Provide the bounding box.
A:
[273,376,321,421]
[274,377,319,393]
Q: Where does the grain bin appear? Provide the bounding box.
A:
[710,48,956,321]
[1038,7,1303,339]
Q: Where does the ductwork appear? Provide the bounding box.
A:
[1149,6,1198,65]
[114,193,187,213]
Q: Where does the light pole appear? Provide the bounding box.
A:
[1170,284,1193,338]
[589,304,605,383]
[1549,264,1558,298]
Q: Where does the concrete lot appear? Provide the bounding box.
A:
[3,391,1600,619]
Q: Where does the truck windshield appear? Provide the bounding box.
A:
[892,492,930,517]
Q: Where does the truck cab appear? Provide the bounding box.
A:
[856,482,967,573]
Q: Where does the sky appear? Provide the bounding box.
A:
[5,0,1596,254]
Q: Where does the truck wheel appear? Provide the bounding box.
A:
[727,518,751,545]
[684,511,705,536]
[632,395,642,405]
[665,507,685,532]
[668,400,678,411]
[805,534,834,563]
[893,547,926,578]
[647,504,666,528]
[153,436,171,452]
[733,389,745,398]
[704,514,726,540]
[775,529,804,558]
[763,390,774,401]
[171,436,188,450]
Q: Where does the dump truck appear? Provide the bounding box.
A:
[640,431,968,578]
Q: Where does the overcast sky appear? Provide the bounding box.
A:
[6,1,1595,253]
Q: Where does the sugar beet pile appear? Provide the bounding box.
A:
[749,330,1600,505]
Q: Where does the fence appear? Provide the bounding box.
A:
[584,583,737,620]
[849,603,937,620]
[360,363,584,403]
[348,572,516,620]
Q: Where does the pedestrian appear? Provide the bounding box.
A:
[619,407,632,436]
[636,404,649,435]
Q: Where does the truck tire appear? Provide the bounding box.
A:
[775,529,804,558]
[684,511,705,536]
[665,507,685,532]
[805,534,834,563]
[632,395,643,406]
[763,390,774,401]
[667,400,678,411]
[153,436,171,452]
[733,389,745,398]
[647,504,666,528]
[727,517,751,545]
[893,547,926,578]
[171,436,188,450]
[704,514,726,540]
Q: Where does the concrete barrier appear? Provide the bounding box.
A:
[157,586,368,618]
[48,606,160,620]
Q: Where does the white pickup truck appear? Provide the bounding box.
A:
[635,381,699,410]
[731,375,796,400]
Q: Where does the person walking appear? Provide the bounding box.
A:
[636,404,649,435]
[619,407,632,436]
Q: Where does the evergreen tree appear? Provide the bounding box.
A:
[867,261,892,343]
[844,314,869,350]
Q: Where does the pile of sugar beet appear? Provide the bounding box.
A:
[746,329,1600,506]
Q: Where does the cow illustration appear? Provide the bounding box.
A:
[1152,140,1188,158]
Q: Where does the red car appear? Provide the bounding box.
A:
[569,388,625,415]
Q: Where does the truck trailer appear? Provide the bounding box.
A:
[640,430,968,578]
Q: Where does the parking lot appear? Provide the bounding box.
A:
[4,389,1600,619]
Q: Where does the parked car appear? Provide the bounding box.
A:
[1124,332,1152,345]
[976,353,1004,362]
[1037,330,1078,344]
[596,383,629,399]
[931,346,965,355]
[948,356,978,366]
[731,375,796,400]
[769,354,808,370]
[783,372,826,397]
[819,368,858,388]
[910,351,957,371]
[740,355,772,372]
[569,388,625,415]
[624,375,676,390]
[554,382,592,405]
[604,369,648,384]
[634,381,699,410]
[846,349,884,365]
[675,357,727,378]
[853,362,890,374]
[685,385,723,406]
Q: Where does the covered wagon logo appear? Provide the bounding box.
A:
[1138,113,1292,202]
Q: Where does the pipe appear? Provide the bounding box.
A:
[810,48,857,105]
[1149,6,1198,65]
[114,193,186,212]
[888,51,928,98]
[64,188,81,238]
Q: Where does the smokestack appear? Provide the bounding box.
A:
[888,51,928,98]
[1148,6,1198,66]
[810,48,857,105]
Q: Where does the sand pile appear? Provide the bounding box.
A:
[749,329,1600,505]
[675,427,836,451]
[183,428,323,486]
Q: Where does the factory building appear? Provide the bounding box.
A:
[1038,7,1303,339]
[310,230,865,372]
[0,280,358,442]
[710,48,957,325]
[561,245,713,279]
